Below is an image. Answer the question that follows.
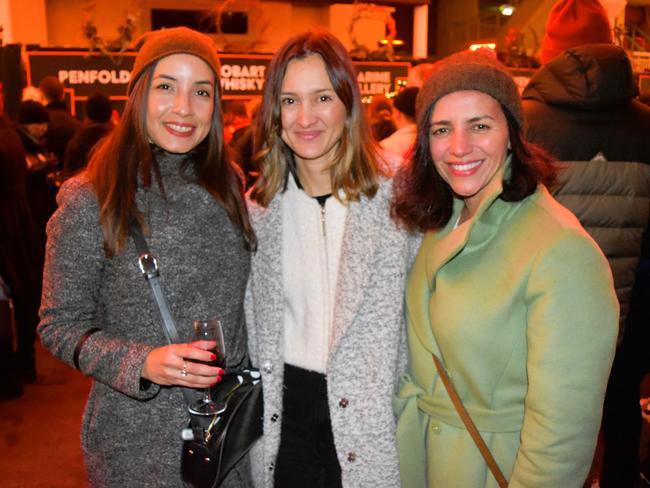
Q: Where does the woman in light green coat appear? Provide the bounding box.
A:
[391,50,618,487]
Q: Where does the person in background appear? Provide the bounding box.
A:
[380,86,418,161]
[38,27,254,486]
[63,91,115,180]
[0,84,43,394]
[392,49,618,487]
[229,98,261,189]
[13,101,57,384]
[15,100,51,169]
[245,30,413,487]
[22,85,46,104]
[14,100,58,248]
[406,62,434,89]
[38,75,81,166]
[223,99,250,145]
[367,94,396,142]
[522,1,650,485]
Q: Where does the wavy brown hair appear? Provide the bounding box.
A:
[391,102,557,233]
[249,30,381,207]
[85,61,256,256]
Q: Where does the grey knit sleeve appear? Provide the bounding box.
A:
[38,177,159,400]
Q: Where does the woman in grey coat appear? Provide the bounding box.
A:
[38,28,255,487]
[245,31,413,487]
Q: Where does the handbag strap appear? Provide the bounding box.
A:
[130,220,195,407]
[432,353,508,488]
[131,222,181,345]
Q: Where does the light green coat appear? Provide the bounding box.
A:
[395,175,618,487]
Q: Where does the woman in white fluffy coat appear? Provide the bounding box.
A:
[244,31,413,487]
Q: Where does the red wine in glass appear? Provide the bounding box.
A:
[190,348,225,369]
[187,318,226,416]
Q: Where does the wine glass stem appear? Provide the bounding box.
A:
[202,388,211,404]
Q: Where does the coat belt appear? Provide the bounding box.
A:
[396,374,524,433]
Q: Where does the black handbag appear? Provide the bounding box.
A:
[181,368,262,488]
[131,222,263,488]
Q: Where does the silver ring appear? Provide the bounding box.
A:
[180,361,188,377]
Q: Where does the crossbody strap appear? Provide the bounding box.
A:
[432,353,508,488]
[131,221,195,407]
[131,222,181,345]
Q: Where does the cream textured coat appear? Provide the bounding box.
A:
[245,179,413,487]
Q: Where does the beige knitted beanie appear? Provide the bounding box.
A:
[128,27,220,94]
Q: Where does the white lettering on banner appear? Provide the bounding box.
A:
[357,71,391,83]
[221,64,266,79]
[58,70,131,85]
[221,78,265,91]
[220,64,266,92]
[359,82,392,95]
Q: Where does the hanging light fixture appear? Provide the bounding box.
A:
[499,4,515,16]
[469,42,497,51]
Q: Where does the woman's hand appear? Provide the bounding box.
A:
[141,341,224,387]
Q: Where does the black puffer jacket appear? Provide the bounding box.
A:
[523,43,650,339]
[523,44,650,164]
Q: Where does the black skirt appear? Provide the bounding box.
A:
[274,364,342,488]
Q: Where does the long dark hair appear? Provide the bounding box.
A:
[391,101,557,233]
[249,30,381,208]
[86,60,256,256]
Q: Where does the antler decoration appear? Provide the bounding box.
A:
[348,3,396,61]
[212,0,270,53]
[81,0,138,64]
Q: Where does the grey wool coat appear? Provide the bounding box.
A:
[244,178,414,487]
[38,150,252,487]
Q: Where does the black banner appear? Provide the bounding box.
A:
[218,57,411,98]
[219,55,269,97]
[25,51,135,116]
[24,50,411,114]
[25,51,136,98]
[355,62,410,97]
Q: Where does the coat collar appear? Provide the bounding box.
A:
[407,157,514,356]
[330,183,385,354]
[425,155,510,284]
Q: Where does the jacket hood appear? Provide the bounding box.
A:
[522,43,637,110]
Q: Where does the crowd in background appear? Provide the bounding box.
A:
[0,0,649,486]
[0,77,117,400]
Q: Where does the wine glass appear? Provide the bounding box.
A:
[187,317,226,416]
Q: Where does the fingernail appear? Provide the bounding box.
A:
[210,354,216,361]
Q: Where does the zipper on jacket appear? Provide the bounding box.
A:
[319,203,332,367]
[320,205,327,237]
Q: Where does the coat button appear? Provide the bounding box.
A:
[271,413,279,422]
[262,361,273,374]
[338,398,349,408]
[430,422,441,434]
[347,452,356,462]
